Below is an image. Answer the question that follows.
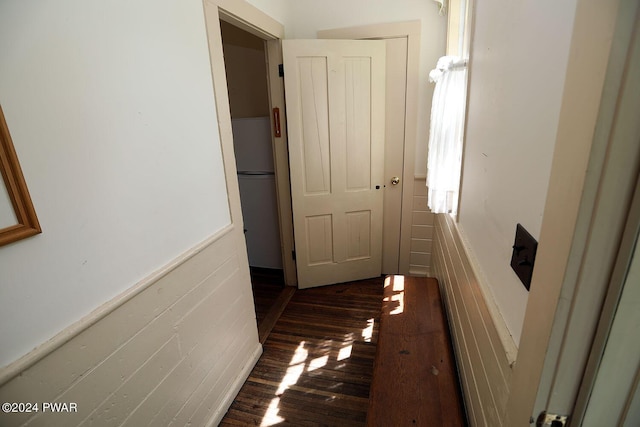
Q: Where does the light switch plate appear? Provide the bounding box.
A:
[510,223,538,291]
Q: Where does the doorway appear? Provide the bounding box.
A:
[205,5,419,290]
[220,20,293,342]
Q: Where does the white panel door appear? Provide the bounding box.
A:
[282,40,385,289]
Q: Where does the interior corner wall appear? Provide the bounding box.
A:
[247,0,447,177]
[458,0,578,345]
[0,0,232,366]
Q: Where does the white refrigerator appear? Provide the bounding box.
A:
[232,117,283,269]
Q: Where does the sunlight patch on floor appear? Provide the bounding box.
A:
[362,318,374,342]
[259,305,375,426]
[308,355,329,371]
[383,275,404,315]
[262,341,310,425]
[392,275,405,291]
[277,363,305,396]
[337,344,352,361]
[290,341,309,365]
[261,398,284,427]
[390,291,404,315]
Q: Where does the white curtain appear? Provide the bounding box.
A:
[426,56,468,214]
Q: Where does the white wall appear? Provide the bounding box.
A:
[0,0,230,367]
[244,0,290,28]
[458,0,578,344]
[247,0,447,176]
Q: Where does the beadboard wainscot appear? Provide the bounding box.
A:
[409,175,435,276]
[432,213,517,427]
[0,225,261,427]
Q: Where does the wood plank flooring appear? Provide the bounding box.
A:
[250,267,296,344]
[251,268,287,325]
[221,277,384,426]
[367,276,466,426]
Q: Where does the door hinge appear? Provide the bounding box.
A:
[292,250,296,261]
[536,412,568,427]
[278,64,284,77]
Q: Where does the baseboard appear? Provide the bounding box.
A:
[0,224,260,427]
[432,213,516,427]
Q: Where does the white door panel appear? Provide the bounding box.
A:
[283,39,385,288]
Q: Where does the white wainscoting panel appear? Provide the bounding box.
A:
[0,225,261,427]
[409,176,434,276]
[432,213,516,427]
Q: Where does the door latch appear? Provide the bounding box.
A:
[536,412,568,427]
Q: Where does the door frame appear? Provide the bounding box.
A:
[203,0,297,286]
[575,172,640,425]
[318,21,421,275]
[556,3,640,423]
[505,0,637,423]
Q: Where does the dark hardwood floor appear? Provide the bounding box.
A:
[250,268,296,344]
[221,277,384,426]
[251,268,287,325]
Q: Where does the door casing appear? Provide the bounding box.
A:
[203,0,297,286]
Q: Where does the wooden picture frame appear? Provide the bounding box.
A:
[0,105,41,246]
